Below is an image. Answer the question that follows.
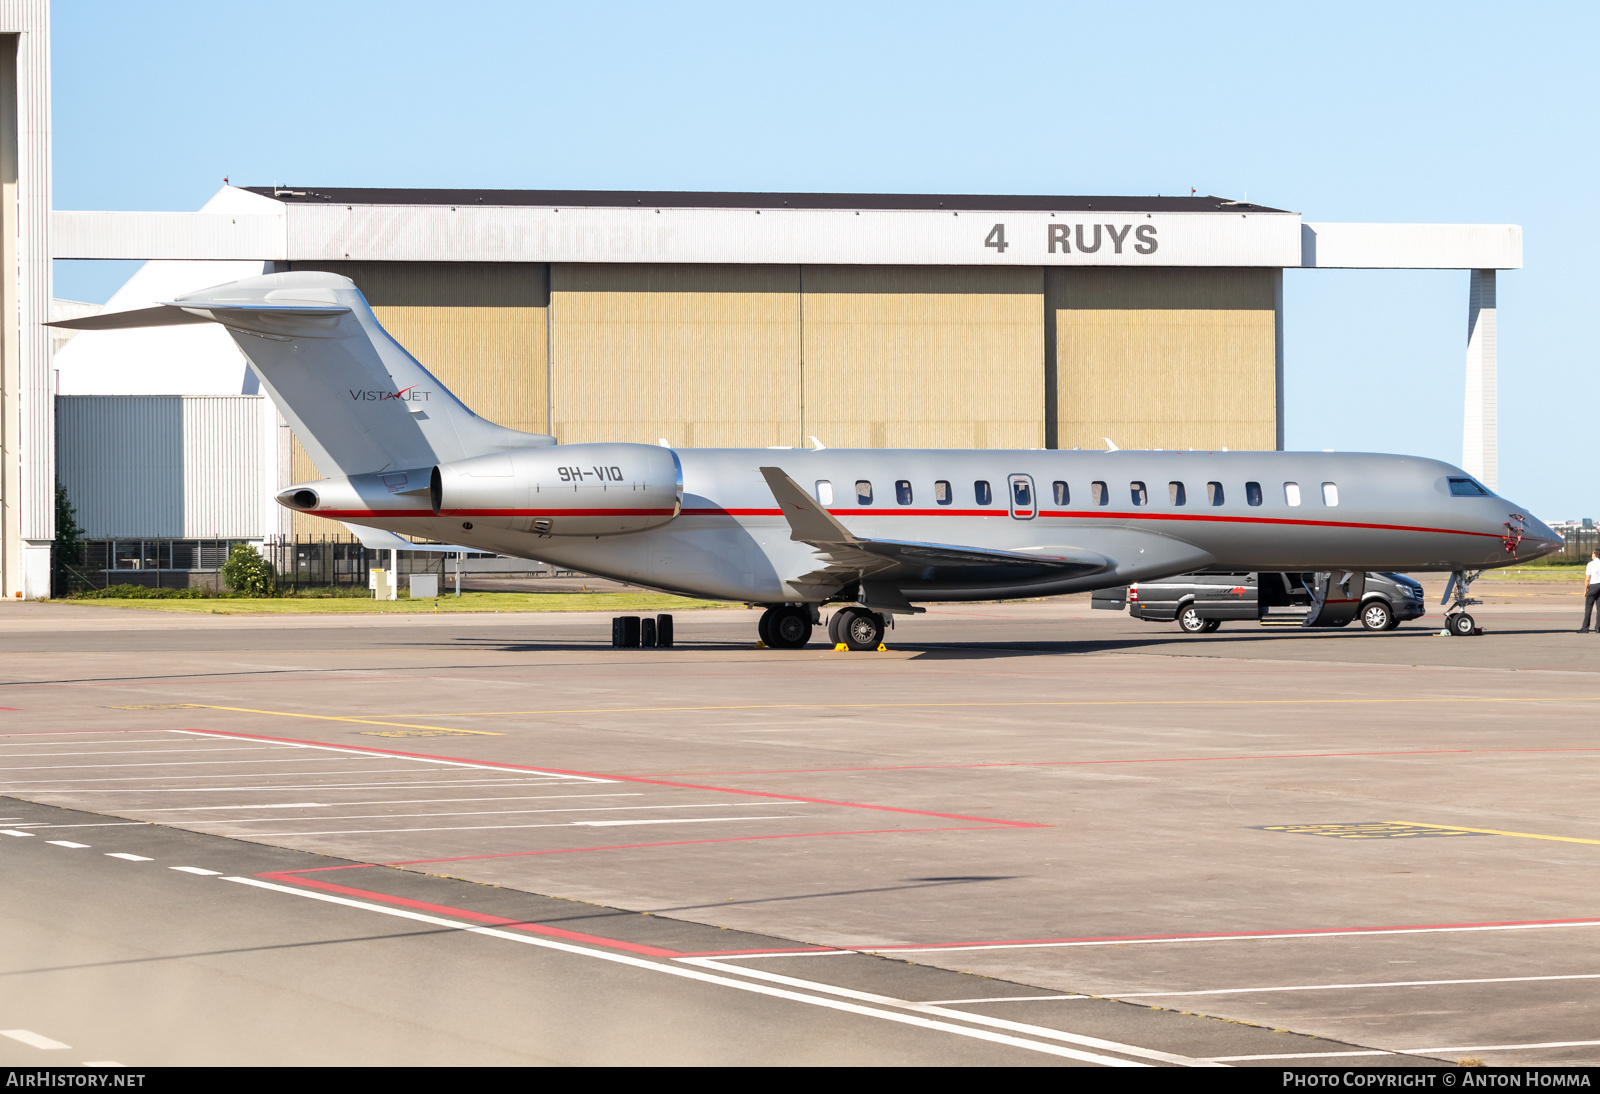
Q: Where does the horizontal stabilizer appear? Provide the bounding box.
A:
[340,523,479,554]
[46,305,211,331]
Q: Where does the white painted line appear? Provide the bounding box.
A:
[1212,1050,1395,1062]
[172,730,615,782]
[0,829,34,837]
[1,746,290,758]
[169,867,223,876]
[861,919,1600,955]
[1108,971,1600,998]
[45,840,89,849]
[1403,1039,1600,1055]
[219,875,1150,1066]
[207,801,797,825]
[924,995,1087,1004]
[0,766,453,785]
[141,792,644,811]
[252,815,808,836]
[0,1029,70,1050]
[104,853,152,861]
[36,777,583,793]
[677,957,1219,1067]
[21,823,146,830]
[0,757,406,772]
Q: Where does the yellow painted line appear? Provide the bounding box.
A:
[359,696,1600,719]
[181,704,501,737]
[1391,821,1600,847]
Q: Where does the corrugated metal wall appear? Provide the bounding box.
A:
[57,395,266,539]
[1048,268,1278,452]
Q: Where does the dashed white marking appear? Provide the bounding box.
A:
[45,840,89,849]
[1,1029,70,1050]
[170,866,223,876]
[104,853,152,861]
[1109,971,1600,998]
[0,829,34,837]
[220,875,1154,1066]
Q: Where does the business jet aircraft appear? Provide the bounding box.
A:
[55,271,1562,649]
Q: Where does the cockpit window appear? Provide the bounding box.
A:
[1448,477,1493,497]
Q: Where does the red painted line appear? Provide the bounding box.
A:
[649,747,1600,778]
[377,825,1007,866]
[179,730,1043,828]
[253,871,684,957]
[865,916,1600,952]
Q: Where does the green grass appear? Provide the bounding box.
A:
[1480,565,1587,582]
[55,591,730,615]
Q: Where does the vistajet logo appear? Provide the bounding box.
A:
[349,386,431,403]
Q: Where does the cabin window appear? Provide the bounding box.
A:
[934,480,952,505]
[1169,481,1186,506]
[1207,481,1224,506]
[1012,479,1032,508]
[974,480,993,505]
[814,480,833,506]
[1052,481,1069,506]
[1284,482,1302,507]
[1091,481,1109,506]
[1449,477,1492,497]
[895,480,913,505]
[1130,481,1148,506]
[856,480,873,505]
[1245,481,1263,506]
[1321,482,1339,507]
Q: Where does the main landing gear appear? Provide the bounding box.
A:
[756,604,888,651]
[1441,570,1485,637]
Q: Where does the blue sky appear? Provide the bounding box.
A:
[50,2,1598,519]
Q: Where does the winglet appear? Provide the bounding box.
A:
[759,467,855,544]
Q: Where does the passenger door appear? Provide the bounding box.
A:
[1008,474,1036,520]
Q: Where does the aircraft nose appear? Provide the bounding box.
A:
[1517,512,1564,560]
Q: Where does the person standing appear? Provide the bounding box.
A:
[1584,549,1600,633]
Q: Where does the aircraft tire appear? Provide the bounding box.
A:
[837,608,885,651]
[1177,605,1209,634]
[757,607,776,646]
[1360,601,1393,631]
[1449,612,1477,637]
[767,606,814,649]
[827,610,847,645]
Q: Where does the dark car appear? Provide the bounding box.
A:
[1092,571,1427,633]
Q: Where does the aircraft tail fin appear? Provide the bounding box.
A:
[50,271,556,477]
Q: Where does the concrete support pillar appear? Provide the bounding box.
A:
[1463,269,1498,489]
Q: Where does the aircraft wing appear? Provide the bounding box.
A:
[758,467,1110,576]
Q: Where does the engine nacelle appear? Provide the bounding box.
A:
[431,442,682,537]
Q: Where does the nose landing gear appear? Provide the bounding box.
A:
[1441,570,1485,637]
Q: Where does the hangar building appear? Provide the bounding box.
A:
[38,184,1522,590]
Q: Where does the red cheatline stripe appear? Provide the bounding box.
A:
[650,747,1600,778]
[304,504,1504,539]
[252,871,686,956]
[865,916,1600,952]
[179,730,1043,828]
[376,826,1004,867]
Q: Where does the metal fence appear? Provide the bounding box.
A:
[265,538,449,592]
[1550,530,1597,563]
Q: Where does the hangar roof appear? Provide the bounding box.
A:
[239,186,1290,215]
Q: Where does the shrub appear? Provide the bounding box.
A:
[72,584,209,600]
[220,544,274,597]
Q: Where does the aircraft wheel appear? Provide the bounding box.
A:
[1360,601,1393,631]
[1201,619,1222,633]
[767,606,814,650]
[836,608,885,651]
[827,610,847,645]
[1449,612,1477,637]
[1177,605,1209,634]
[757,607,776,646]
